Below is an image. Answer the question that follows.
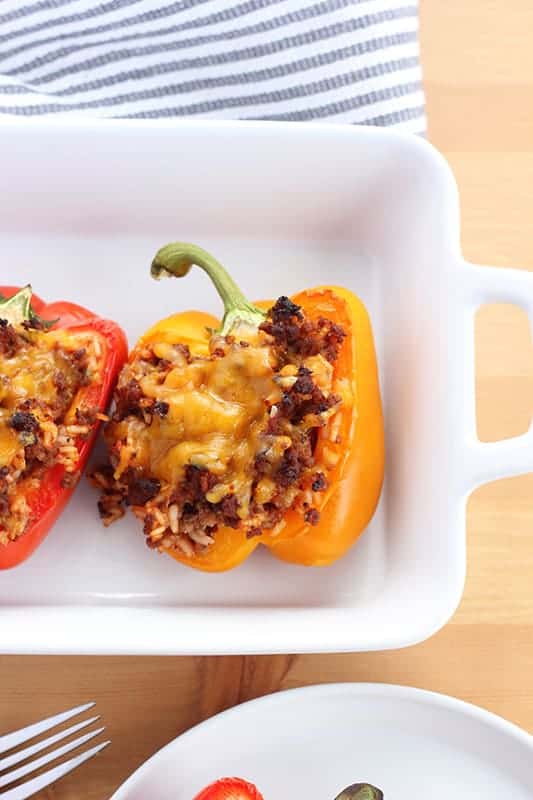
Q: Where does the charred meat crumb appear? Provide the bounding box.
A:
[261,501,285,528]
[22,316,47,331]
[179,465,218,501]
[69,347,91,386]
[152,400,169,418]
[276,436,313,488]
[276,447,302,487]
[219,494,240,528]
[0,492,8,517]
[53,369,67,394]
[92,463,114,487]
[0,320,25,358]
[270,366,340,427]
[292,366,315,395]
[114,379,143,420]
[254,451,270,476]
[311,472,328,492]
[127,475,161,507]
[304,508,320,525]
[143,514,155,536]
[270,296,303,322]
[75,406,98,427]
[9,411,40,434]
[261,297,346,364]
[52,369,81,417]
[23,440,57,470]
[98,492,125,525]
[0,468,10,517]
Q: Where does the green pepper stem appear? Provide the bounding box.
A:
[0,285,56,329]
[150,242,266,336]
[0,285,33,325]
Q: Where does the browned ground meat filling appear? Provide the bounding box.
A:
[91,297,347,557]
[0,320,100,545]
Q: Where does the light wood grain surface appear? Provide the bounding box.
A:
[2,2,533,797]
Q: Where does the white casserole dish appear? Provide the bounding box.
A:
[0,119,529,655]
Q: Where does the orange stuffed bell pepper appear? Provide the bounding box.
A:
[91,243,383,570]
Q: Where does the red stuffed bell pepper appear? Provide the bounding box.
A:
[0,285,127,569]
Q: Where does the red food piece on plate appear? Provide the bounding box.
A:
[193,777,264,800]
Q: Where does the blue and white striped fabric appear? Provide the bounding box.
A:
[0,0,425,132]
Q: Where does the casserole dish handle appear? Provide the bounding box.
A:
[467,263,533,486]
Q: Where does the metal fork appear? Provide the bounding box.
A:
[0,703,110,799]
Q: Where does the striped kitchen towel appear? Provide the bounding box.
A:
[0,0,425,132]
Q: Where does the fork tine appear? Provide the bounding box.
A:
[0,727,106,789]
[0,716,100,773]
[0,704,95,755]
[0,740,110,800]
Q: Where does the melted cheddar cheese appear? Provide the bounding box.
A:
[113,326,299,515]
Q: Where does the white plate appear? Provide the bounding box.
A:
[1,119,532,655]
[111,683,533,799]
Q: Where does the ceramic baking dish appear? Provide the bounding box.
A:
[0,119,529,654]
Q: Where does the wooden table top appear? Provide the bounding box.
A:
[2,2,533,797]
